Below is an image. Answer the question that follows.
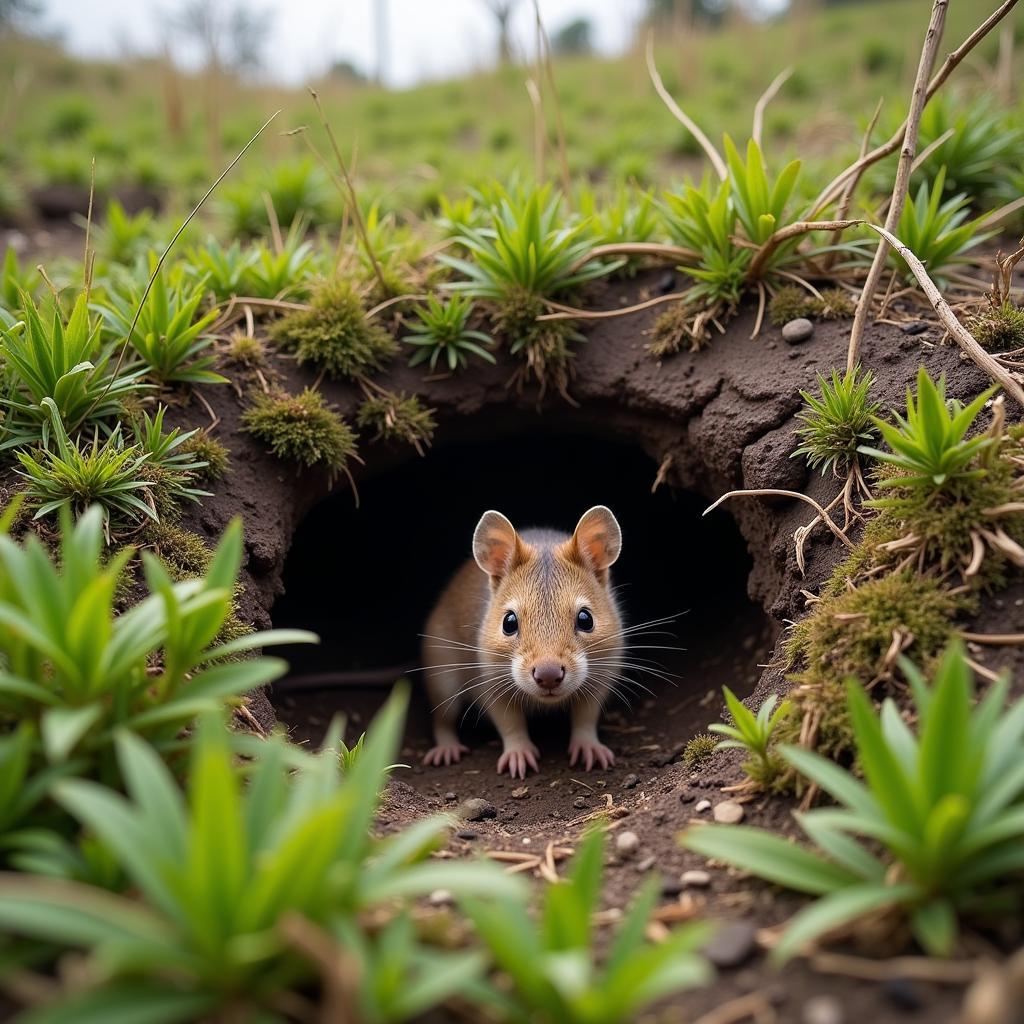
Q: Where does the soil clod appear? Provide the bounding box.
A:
[459,797,496,822]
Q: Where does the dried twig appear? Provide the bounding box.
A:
[810,0,1019,218]
[752,67,793,147]
[809,951,980,984]
[746,219,861,282]
[705,489,855,551]
[960,632,1024,646]
[538,291,689,322]
[868,223,1024,408]
[645,32,726,180]
[847,0,948,372]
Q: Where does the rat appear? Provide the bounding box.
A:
[421,505,623,779]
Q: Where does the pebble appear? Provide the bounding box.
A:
[713,800,745,824]
[657,271,677,294]
[636,855,656,873]
[679,791,696,804]
[459,798,497,822]
[428,889,453,907]
[615,830,640,858]
[681,869,711,888]
[803,996,844,1024]
[703,921,758,968]
[782,317,814,343]
[882,978,924,1012]
[661,876,684,897]
[623,773,640,789]
[510,786,529,799]
[455,829,478,841]
[573,796,587,810]
[443,791,457,803]
[901,321,929,335]
[694,799,711,813]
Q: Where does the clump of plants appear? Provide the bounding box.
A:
[403,293,494,372]
[144,520,214,580]
[459,826,712,1023]
[685,642,1024,960]
[709,688,791,787]
[130,406,212,520]
[682,732,717,769]
[440,184,622,395]
[768,285,855,326]
[972,300,1024,353]
[241,388,357,480]
[356,390,436,455]
[179,429,230,482]
[224,331,267,368]
[792,366,880,476]
[268,278,397,379]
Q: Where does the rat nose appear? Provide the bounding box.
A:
[532,659,565,691]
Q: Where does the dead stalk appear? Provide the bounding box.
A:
[746,219,862,282]
[809,951,980,985]
[808,0,1019,218]
[704,489,855,550]
[525,78,546,181]
[960,632,1024,646]
[531,0,572,201]
[847,0,948,373]
[571,242,700,273]
[645,33,727,180]
[538,291,689,322]
[752,66,793,147]
[867,223,1024,408]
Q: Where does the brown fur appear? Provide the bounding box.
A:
[422,507,624,779]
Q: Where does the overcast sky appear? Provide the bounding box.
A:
[42,0,651,88]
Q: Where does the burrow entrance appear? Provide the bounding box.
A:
[269,426,777,801]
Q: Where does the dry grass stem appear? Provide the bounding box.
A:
[752,66,793,147]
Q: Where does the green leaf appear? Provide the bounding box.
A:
[41,705,103,763]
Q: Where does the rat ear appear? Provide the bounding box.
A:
[569,506,621,580]
[473,510,522,580]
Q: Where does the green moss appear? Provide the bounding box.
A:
[648,302,694,357]
[145,522,213,580]
[494,288,580,396]
[970,301,1024,353]
[787,570,965,686]
[180,430,230,482]
[225,332,267,368]
[268,278,397,380]
[241,388,357,479]
[356,391,436,453]
[682,733,717,769]
[768,285,855,326]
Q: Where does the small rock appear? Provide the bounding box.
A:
[615,830,640,858]
[713,800,745,824]
[510,786,529,799]
[428,889,453,907]
[573,796,587,809]
[455,829,478,841]
[681,869,711,888]
[459,797,497,822]
[703,921,758,968]
[443,791,457,803]
[694,799,711,813]
[803,996,844,1024]
[882,978,924,1012]
[636,855,656,872]
[782,317,814,344]
[623,773,640,789]
[679,791,696,804]
[661,876,684,897]
[901,320,929,335]
[657,271,677,294]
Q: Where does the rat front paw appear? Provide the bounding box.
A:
[497,740,540,780]
[423,741,470,767]
[568,735,615,771]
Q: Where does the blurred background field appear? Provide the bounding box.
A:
[1,0,1021,237]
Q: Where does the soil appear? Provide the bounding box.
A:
[147,267,1024,1022]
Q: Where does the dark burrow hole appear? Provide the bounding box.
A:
[269,429,777,782]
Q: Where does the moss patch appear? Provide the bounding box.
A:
[682,732,717,769]
[970,301,1024,353]
[494,288,579,396]
[356,391,436,452]
[241,388,357,479]
[768,285,855,326]
[180,430,230,482]
[648,302,694,358]
[269,278,397,379]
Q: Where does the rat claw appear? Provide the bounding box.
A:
[424,742,469,768]
[497,741,540,779]
[568,738,615,772]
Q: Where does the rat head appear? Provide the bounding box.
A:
[473,506,623,703]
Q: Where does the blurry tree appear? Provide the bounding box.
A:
[170,0,273,74]
[645,0,729,28]
[552,17,592,55]
[481,0,522,63]
[330,59,367,83]
[0,0,40,32]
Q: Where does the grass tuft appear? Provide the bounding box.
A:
[241,388,357,478]
[356,391,436,452]
[268,279,397,380]
[682,733,717,769]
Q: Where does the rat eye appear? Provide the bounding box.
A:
[576,608,594,632]
[502,610,519,635]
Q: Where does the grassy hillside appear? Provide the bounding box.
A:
[1,0,1019,227]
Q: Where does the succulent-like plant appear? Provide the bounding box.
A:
[403,293,494,371]
[709,687,791,785]
[859,368,996,490]
[793,366,880,476]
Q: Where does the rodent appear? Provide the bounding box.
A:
[422,505,623,779]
